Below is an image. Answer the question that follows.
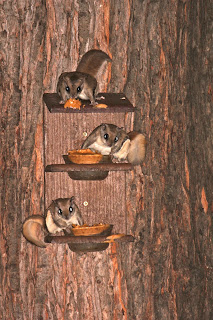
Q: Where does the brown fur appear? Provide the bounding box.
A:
[57,49,111,105]
[22,197,83,248]
[22,215,46,248]
[76,49,111,77]
[112,131,147,165]
[127,132,146,165]
[81,123,128,156]
[57,72,97,104]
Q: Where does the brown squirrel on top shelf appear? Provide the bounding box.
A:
[22,197,83,248]
[57,49,111,106]
[81,123,146,165]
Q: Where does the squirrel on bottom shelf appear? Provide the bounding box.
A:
[22,197,83,248]
[57,49,111,105]
[81,123,146,165]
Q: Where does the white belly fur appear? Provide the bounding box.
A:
[46,210,62,234]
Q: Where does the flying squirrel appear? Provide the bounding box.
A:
[81,123,129,156]
[22,197,83,248]
[81,123,147,165]
[57,49,112,105]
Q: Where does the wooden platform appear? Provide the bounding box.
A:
[43,92,135,234]
[45,234,135,244]
[45,163,133,172]
[43,92,135,113]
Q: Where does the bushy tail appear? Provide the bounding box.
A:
[22,215,46,248]
[127,132,146,165]
[76,49,111,77]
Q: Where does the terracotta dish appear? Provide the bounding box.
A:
[68,149,103,164]
[71,223,112,236]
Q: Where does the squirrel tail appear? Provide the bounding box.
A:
[22,215,46,248]
[127,132,147,165]
[76,49,111,78]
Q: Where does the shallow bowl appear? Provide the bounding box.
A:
[68,149,103,164]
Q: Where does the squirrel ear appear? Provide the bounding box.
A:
[100,123,107,132]
[51,199,58,210]
[70,196,75,203]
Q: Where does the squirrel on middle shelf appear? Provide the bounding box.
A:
[81,123,147,165]
[57,49,112,106]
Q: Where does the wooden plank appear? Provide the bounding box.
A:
[43,92,135,113]
[44,111,131,234]
[45,163,133,172]
[45,234,135,244]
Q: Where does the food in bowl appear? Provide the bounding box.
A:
[71,223,112,236]
[68,149,103,164]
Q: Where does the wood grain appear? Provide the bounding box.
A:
[44,109,132,234]
[45,163,133,172]
[0,0,212,319]
[43,92,135,113]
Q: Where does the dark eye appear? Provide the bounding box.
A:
[104,133,109,140]
[77,86,81,93]
[58,208,63,215]
[69,206,73,213]
[114,136,118,142]
[65,86,70,92]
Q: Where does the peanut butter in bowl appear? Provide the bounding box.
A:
[68,149,103,164]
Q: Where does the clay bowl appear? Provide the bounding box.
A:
[68,242,109,252]
[71,224,112,236]
[63,154,111,180]
[68,149,103,164]
[66,224,113,253]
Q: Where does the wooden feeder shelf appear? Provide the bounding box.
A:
[43,92,136,251]
[45,234,135,244]
[43,92,135,113]
[45,162,133,172]
[45,155,133,180]
[44,234,135,252]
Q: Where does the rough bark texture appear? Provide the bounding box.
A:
[0,0,212,320]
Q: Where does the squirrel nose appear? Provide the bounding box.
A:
[64,213,71,220]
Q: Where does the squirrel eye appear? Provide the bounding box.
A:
[65,86,70,92]
[104,133,109,140]
[77,86,81,93]
[58,208,63,215]
[114,136,118,142]
[69,206,73,213]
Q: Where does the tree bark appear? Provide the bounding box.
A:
[0,0,212,319]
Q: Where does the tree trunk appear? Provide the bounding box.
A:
[0,0,212,319]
